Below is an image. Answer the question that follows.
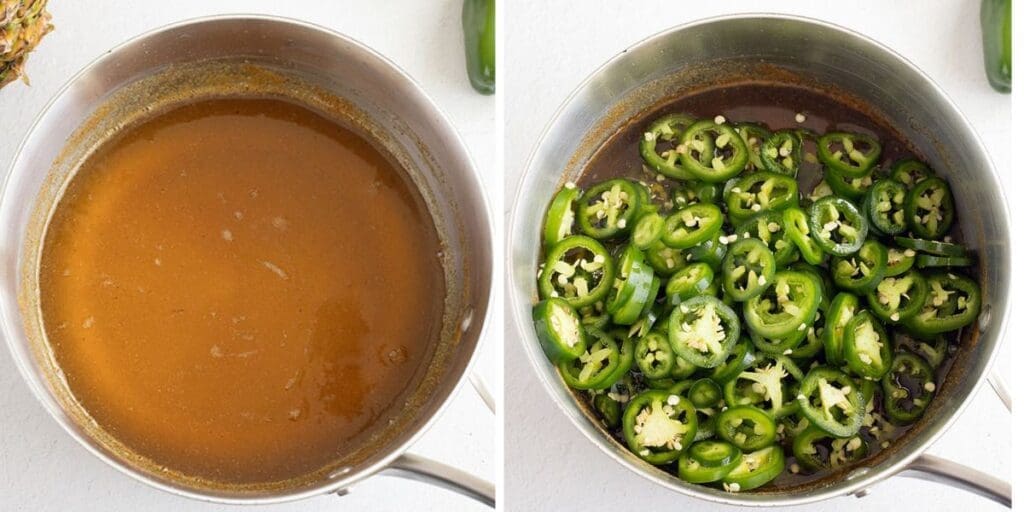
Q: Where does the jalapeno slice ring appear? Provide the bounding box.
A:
[577,178,643,239]
[882,352,936,424]
[668,295,741,368]
[793,426,867,471]
[866,270,927,323]
[685,233,728,268]
[890,158,933,187]
[885,246,918,276]
[808,196,868,256]
[905,177,955,239]
[736,211,799,267]
[760,130,803,177]
[817,132,881,178]
[631,212,666,249]
[623,390,699,464]
[843,311,893,380]
[743,270,822,339]
[665,262,716,305]
[635,331,674,379]
[831,239,886,294]
[781,208,825,265]
[864,179,908,235]
[823,292,859,366]
[678,440,743,484]
[594,393,622,428]
[721,445,785,491]
[557,329,621,390]
[662,203,724,249]
[824,165,877,200]
[543,184,579,247]
[722,238,776,302]
[639,113,697,180]
[723,357,799,418]
[797,366,865,437]
[715,405,777,451]
[676,119,749,182]
[894,236,968,257]
[539,235,614,308]
[645,240,685,276]
[737,123,770,172]
[725,171,800,225]
[709,337,757,385]
[903,273,981,335]
[533,298,587,362]
[915,254,972,268]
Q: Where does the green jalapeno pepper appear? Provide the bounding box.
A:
[736,211,799,267]
[685,233,729,268]
[678,440,743,484]
[676,119,749,182]
[606,245,648,313]
[665,262,716,305]
[885,246,918,276]
[981,0,1012,93]
[788,306,826,360]
[558,329,622,390]
[831,239,886,295]
[823,292,858,366]
[607,256,657,326]
[688,377,723,409]
[891,159,933,187]
[895,333,947,369]
[662,203,724,249]
[905,177,955,239]
[797,366,865,437]
[915,254,972,268]
[781,208,825,265]
[903,273,981,335]
[668,295,741,368]
[461,0,495,94]
[674,180,722,206]
[628,275,662,339]
[722,238,776,302]
[808,196,868,257]
[723,357,800,418]
[824,165,878,200]
[817,132,881,178]
[533,298,587,362]
[760,131,803,177]
[749,328,805,356]
[623,390,699,464]
[594,393,622,428]
[645,240,686,276]
[631,212,666,249]
[793,426,867,472]
[743,270,822,339]
[843,311,893,380]
[577,179,643,239]
[635,331,674,379]
[737,123,770,172]
[539,235,614,307]
[640,114,697,180]
[715,405,777,451]
[721,445,785,491]
[709,336,757,385]
[882,352,936,424]
[864,179,908,235]
[725,171,800,225]
[866,270,927,324]
[542,184,579,247]
[894,236,968,257]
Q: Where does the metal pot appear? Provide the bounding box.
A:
[0,16,494,506]
[508,14,1010,507]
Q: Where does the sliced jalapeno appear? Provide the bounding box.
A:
[721,445,785,491]
[781,208,825,265]
[623,390,699,464]
[867,270,927,324]
[676,119,749,182]
[905,177,955,239]
[594,393,622,428]
[715,405,777,451]
[743,270,822,339]
[808,196,868,256]
[577,179,642,239]
[533,298,587,362]
[645,240,686,276]
[685,233,728,268]
[864,179,908,235]
[760,131,803,177]
[885,246,918,276]
[788,306,826,360]
[674,180,722,206]
[665,262,716,305]
[882,352,936,424]
[831,240,886,294]
[895,333,947,369]
[793,426,867,471]
[823,292,858,366]
[662,203,724,249]
[607,259,657,326]
[890,158,933,187]
[543,184,579,247]
[903,273,981,335]
[558,330,621,390]
[894,236,968,257]
[632,212,666,249]
[915,254,972,268]
[722,238,776,302]
[725,171,800,225]
[817,132,881,177]
[668,295,741,368]
[635,331,674,379]
[539,235,614,307]
[709,337,757,385]
[824,165,877,200]
[737,123,770,171]
[736,211,799,267]
[688,378,723,408]
[628,275,662,339]
[843,311,893,380]
[797,366,865,437]
[724,358,799,418]
[639,113,697,180]
[678,440,743,484]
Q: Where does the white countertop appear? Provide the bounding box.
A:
[0,1,495,511]
[504,1,1011,511]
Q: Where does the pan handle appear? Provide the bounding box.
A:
[378,453,495,507]
[897,454,1010,507]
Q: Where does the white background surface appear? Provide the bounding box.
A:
[0,1,495,511]
[504,1,1012,511]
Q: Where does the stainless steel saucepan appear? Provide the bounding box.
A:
[508,14,1010,507]
[1,15,494,507]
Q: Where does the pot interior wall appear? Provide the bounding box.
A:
[510,16,1007,505]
